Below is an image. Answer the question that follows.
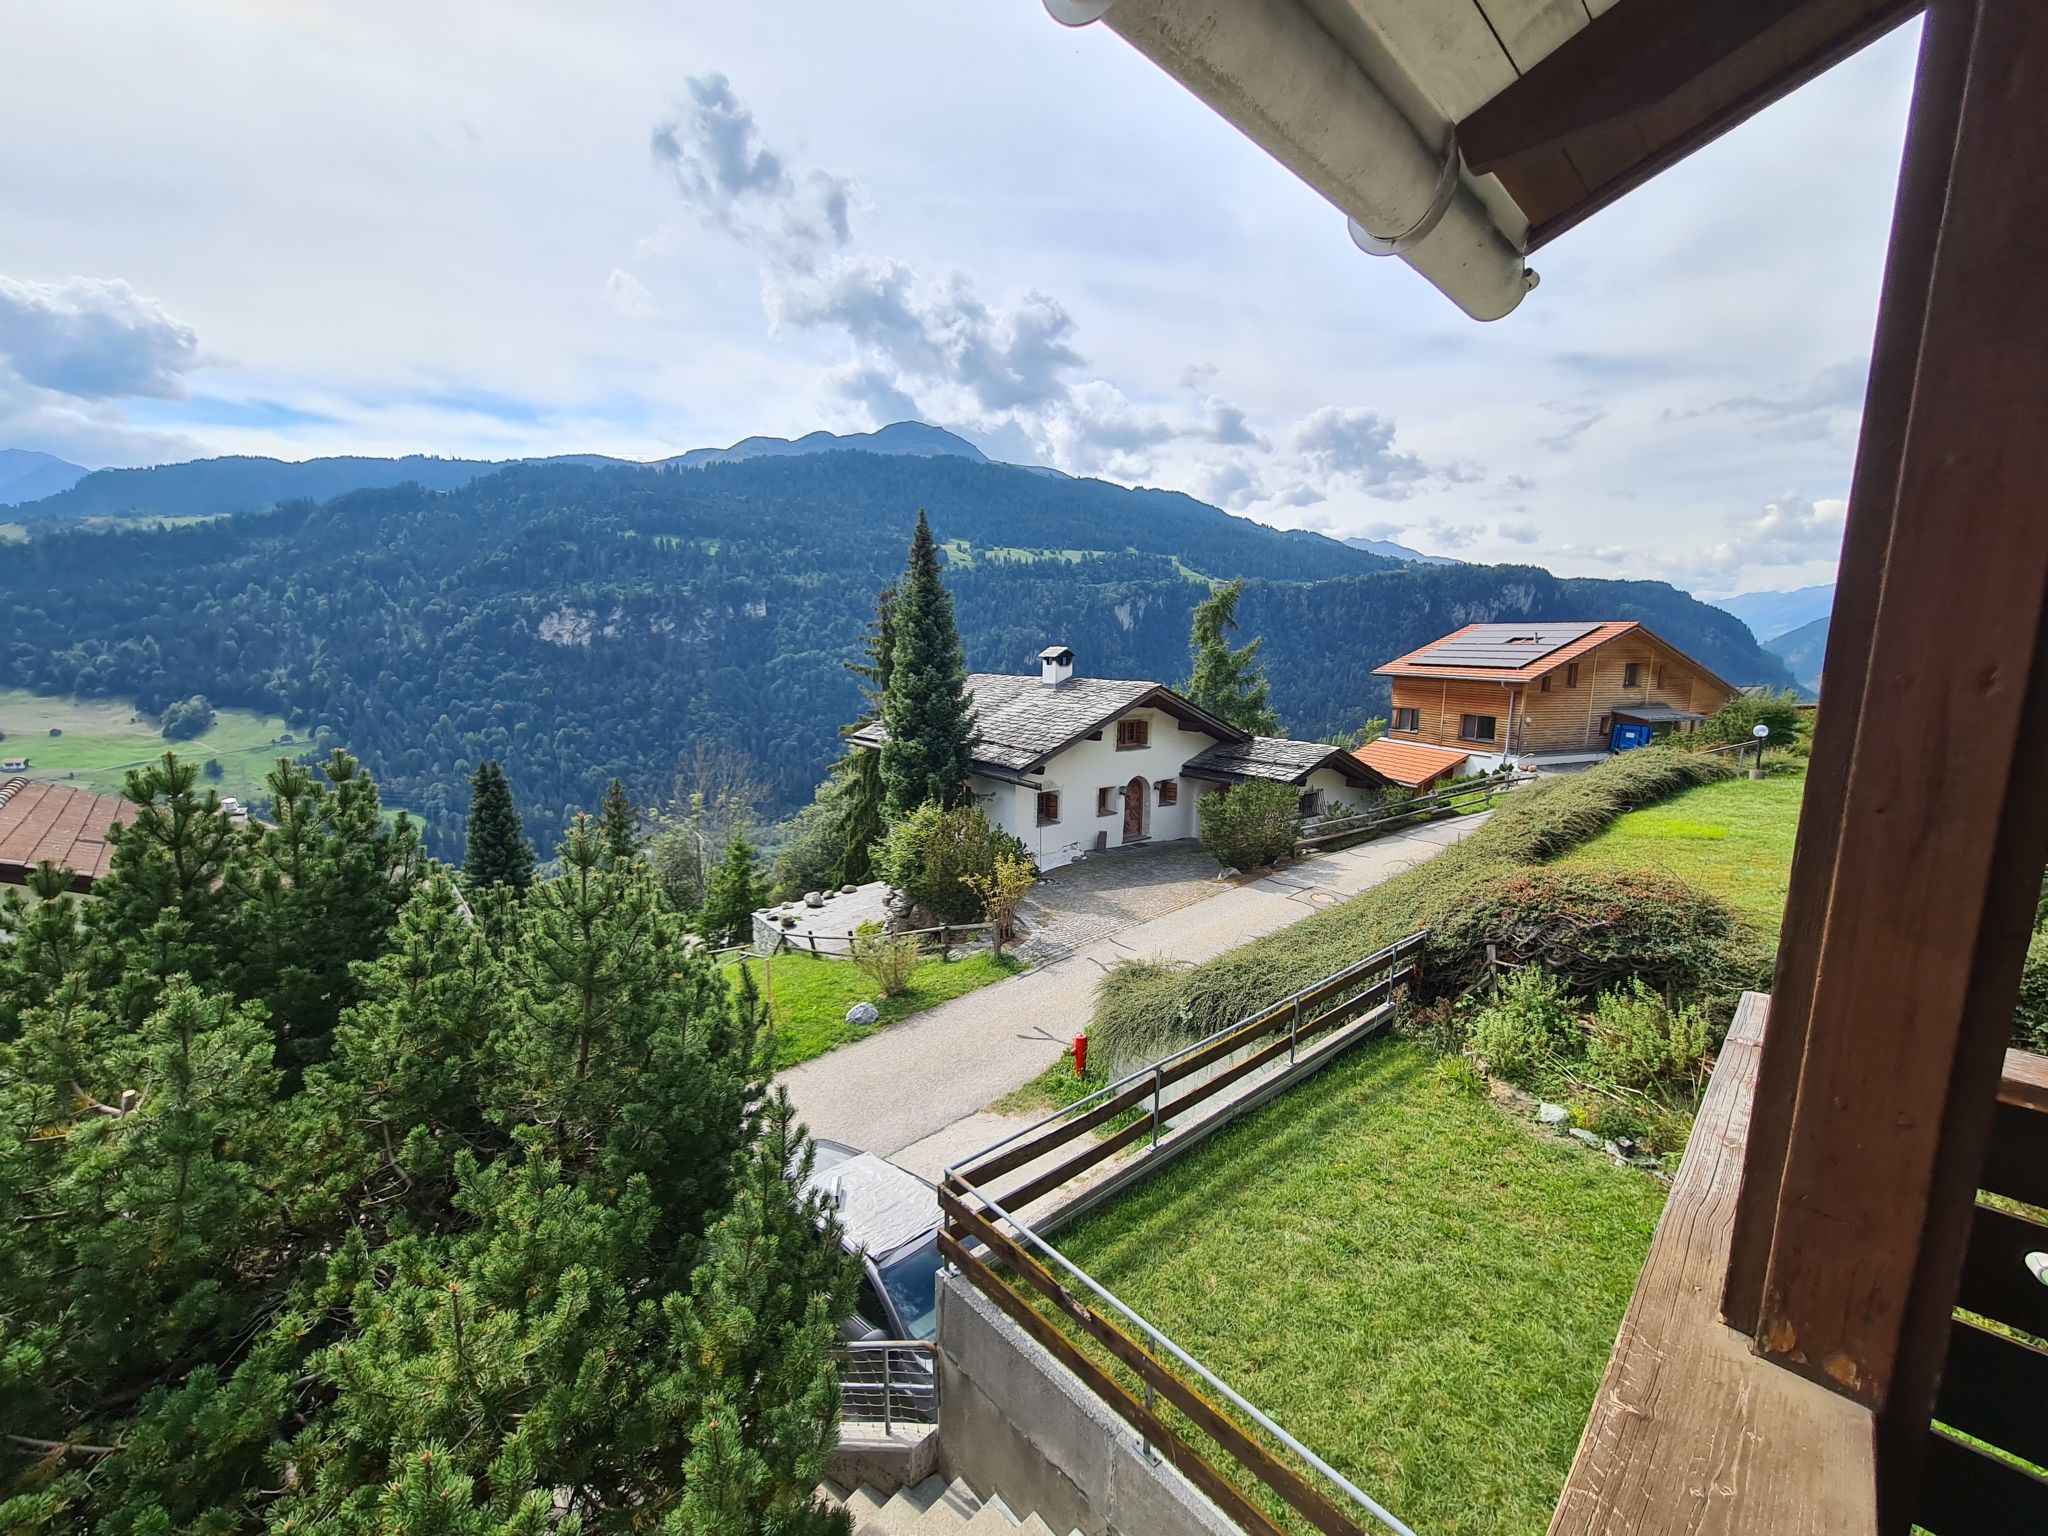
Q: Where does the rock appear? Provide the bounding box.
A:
[804,891,824,908]
[821,889,835,900]
[841,883,859,894]
[1567,1128,1604,1148]
[845,1002,880,1026]
[1536,1102,1569,1126]
[1612,1137,1639,1158]
[779,913,798,928]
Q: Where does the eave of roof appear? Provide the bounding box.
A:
[1354,738,1470,788]
[1181,738,1390,789]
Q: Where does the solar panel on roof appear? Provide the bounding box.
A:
[1410,621,1603,668]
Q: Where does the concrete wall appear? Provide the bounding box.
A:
[935,1274,1241,1536]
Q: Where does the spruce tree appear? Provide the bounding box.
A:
[462,759,535,891]
[599,776,639,866]
[831,582,895,885]
[1184,578,1281,736]
[698,831,764,947]
[880,511,978,815]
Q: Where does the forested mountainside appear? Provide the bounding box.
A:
[0,451,1791,853]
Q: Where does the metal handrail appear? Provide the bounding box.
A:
[950,1182,1414,1536]
[943,940,1426,1536]
[833,1339,938,1436]
[943,932,1425,1183]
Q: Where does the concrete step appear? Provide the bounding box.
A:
[846,1484,892,1524]
[961,1499,1019,1533]
[1013,1516,1057,1536]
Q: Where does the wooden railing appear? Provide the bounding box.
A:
[1917,1048,2048,1532]
[940,936,1427,1536]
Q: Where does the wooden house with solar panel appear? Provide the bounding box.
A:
[1374,620,1738,762]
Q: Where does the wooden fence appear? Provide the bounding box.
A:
[940,936,1427,1536]
[1294,772,1520,854]
[747,918,997,961]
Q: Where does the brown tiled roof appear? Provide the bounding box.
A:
[1353,739,1470,789]
[1374,621,1641,683]
[0,778,137,891]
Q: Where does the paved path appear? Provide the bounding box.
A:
[780,814,1489,1169]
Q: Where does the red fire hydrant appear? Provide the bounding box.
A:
[1072,1033,1088,1078]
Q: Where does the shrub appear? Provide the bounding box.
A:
[963,850,1036,951]
[203,757,225,780]
[1466,966,1582,1086]
[875,801,1027,923]
[1583,979,1712,1096]
[1196,779,1300,869]
[2014,928,2048,1051]
[1433,1055,1488,1098]
[849,921,919,998]
[1091,748,1743,1063]
[160,694,216,741]
[1694,689,1803,751]
[1398,995,1468,1058]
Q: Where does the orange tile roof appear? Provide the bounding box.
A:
[1353,739,1469,789]
[0,778,137,891]
[1374,620,1641,683]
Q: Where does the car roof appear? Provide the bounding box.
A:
[803,1150,939,1260]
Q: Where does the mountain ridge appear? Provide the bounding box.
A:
[1710,582,1835,642]
[0,448,89,506]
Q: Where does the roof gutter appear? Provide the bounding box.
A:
[1046,0,1537,321]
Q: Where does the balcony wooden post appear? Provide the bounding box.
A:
[1720,0,1972,1339]
[1743,0,2048,1509]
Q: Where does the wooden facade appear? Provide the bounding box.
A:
[1380,624,1737,756]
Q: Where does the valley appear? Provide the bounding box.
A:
[0,687,296,808]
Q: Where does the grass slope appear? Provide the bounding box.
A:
[1561,765,1803,938]
[0,688,297,809]
[726,949,1023,1069]
[1054,1040,1664,1536]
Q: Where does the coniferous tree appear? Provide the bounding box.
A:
[698,831,764,948]
[831,582,895,885]
[463,759,534,891]
[0,860,90,1040]
[599,776,639,866]
[1184,578,1281,736]
[880,512,977,815]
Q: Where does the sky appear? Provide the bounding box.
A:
[0,1,1922,597]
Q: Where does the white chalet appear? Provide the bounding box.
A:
[850,646,1389,870]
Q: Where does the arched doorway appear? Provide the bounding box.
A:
[1122,775,1147,842]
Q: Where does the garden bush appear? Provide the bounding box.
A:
[849,921,919,999]
[1091,747,1743,1066]
[875,801,1028,923]
[2014,927,2048,1052]
[1196,778,1301,869]
[1583,979,1713,1097]
[1693,688,1803,750]
[1466,966,1581,1086]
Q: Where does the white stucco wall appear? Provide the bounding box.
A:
[974,705,1227,869]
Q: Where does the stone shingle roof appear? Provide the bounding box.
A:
[845,673,1208,777]
[1181,737,1386,788]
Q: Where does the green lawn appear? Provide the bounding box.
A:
[1560,764,1804,937]
[725,949,1024,1069]
[0,688,304,811]
[1050,1040,1665,1536]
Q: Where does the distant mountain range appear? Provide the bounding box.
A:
[0,449,88,506]
[1341,536,1460,565]
[1709,583,1836,642]
[1763,614,1829,695]
[1,421,993,523]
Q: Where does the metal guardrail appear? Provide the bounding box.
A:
[834,1340,938,1435]
[940,937,1427,1536]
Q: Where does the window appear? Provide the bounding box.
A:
[1036,791,1061,825]
[1298,789,1324,818]
[1540,674,1551,693]
[1460,714,1497,742]
[1391,706,1421,733]
[1566,662,1579,688]
[1116,717,1149,750]
[1157,778,1178,806]
[1096,786,1116,817]
[1655,664,1665,690]
[1623,662,1643,688]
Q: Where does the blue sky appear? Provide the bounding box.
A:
[0,1,1920,596]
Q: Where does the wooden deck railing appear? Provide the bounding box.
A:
[1295,773,1518,853]
[940,936,1426,1536]
[1917,1048,2048,1532]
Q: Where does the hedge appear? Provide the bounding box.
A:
[1089,747,1751,1067]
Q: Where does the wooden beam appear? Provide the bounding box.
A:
[1719,0,1973,1338]
[1752,0,2048,1464]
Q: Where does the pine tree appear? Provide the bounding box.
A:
[1184,578,1281,736]
[831,582,895,885]
[698,832,764,948]
[599,777,640,867]
[463,759,535,892]
[880,511,978,815]
[0,860,90,1040]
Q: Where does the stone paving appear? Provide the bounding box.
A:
[1013,839,1230,963]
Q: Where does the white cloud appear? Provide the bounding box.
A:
[603,267,659,319]
[1496,519,1539,544]
[0,275,200,400]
